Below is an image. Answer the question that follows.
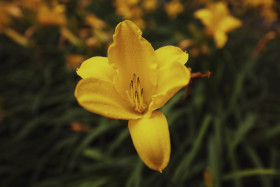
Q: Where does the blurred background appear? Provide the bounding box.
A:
[0,0,280,186]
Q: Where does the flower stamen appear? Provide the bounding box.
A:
[126,74,147,113]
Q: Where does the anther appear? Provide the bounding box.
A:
[127,73,147,113]
[134,91,139,111]
[139,88,144,107]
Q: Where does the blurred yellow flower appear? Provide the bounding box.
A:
[142,0,158,12]
[37,3,67,26]
[66,54,85,70]
[92,29,111,44]
[261,7,277,23]
[194,2,242,48]
[70,122,90,132]
[0,2,27,46]
[0,2,22,32]
[2,28,29,47]
[20,0,44,11]
[85,37,100,49]
[245,0,277,23]
[85,14,107,30]
[75,20,191,171]
[165,0,184,19]
[114,0,152,28]
[114,0,142,19]
[60,27,81,46]
[178,39,209,57]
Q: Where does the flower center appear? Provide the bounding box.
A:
[126,73,147,113]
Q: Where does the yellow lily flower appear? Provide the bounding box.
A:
[114,0,145,28]
[142,0,158,12]
[37,3,67,27]
[75,20,191,171]
[165,0,184,19]
[194,2,242,48]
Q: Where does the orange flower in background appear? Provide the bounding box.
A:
[114,0,158,28]
[70,122,90,132]
[245,0,277,23]
[142,0,158,12]
[114,0,142,19]
[75,20,191,171]
[83,14,110,48]
[178,39,209,57]
[60,27,81,46]
[37,2,67,27]
[85,37,100,49]
[66,54,86,70]
[0,2,22,32]
[165,0,184,19]
[2,28,29,47]
[0,2,28,46]
[85,14,107,30]
[20,0,44,11]
[194,2,242,48]
[115,1,131,18]
[261,8,277,23]
[114,0,145,28]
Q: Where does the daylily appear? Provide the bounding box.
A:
[75,20,190,171]
[114,0,145,28]
[37,2,67,27]
[142,0,158,12]
[165,0,184,19]
[194,2,242,48]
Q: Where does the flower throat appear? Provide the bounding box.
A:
[127,73,147,113]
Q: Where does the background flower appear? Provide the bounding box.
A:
[194,2,242,48]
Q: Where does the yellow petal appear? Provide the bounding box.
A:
[213,2,229,17]
[75,78,142,120]
[194,9,213,27]
[214,31,228,48]
[108,20,157,104]
[77,57,116,82]
[128,111,170,171]
[195,2,240,36]
[219,16,242,33]
[149,63,190,111]
[155,46,189,69]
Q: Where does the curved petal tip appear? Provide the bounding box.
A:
[128,111,171,171]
